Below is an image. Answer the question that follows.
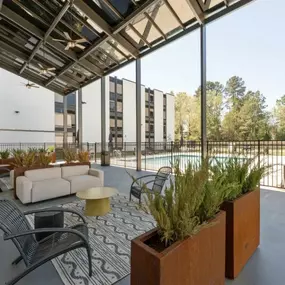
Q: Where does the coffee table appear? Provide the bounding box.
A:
[76,187,118,216]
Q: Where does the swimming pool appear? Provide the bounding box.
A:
[141,154,243,169]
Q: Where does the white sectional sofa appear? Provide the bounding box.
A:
[16,165,104,204]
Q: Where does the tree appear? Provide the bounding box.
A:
[225,76,246,109]
[273,95,285,139]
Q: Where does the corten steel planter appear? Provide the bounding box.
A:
[220,189,260,279]
[131,211,226,285]
[51,152,56,163]
[61,162,91,167]
[14,165,54,199]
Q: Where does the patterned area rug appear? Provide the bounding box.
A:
[29,194,155,285]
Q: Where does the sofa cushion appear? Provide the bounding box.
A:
[25,168,61,182]
[31,178,70,203]
[61,165,89,179]
[64,175,102,194]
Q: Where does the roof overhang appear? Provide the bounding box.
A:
[0,0,254,95]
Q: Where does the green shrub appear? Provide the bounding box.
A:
[210,156,268,201]
[139,159,236,247]
[63,148,77,163]
[38,152,52,166]
[12,150,36,168]
[0,149,10,159]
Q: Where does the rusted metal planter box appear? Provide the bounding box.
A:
[220,189,260,279]
[131,211,226,285]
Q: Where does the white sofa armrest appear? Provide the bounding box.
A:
[16,176,33,204]
[88,168,104,185]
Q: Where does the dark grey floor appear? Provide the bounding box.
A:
[1,165,285,285]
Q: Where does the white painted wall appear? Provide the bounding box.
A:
[81,80,101,143]
[166,93,175,141]
[154,89,164,142]
[0,69,55,143]
[105,76,110,143]
[123,79,136,143]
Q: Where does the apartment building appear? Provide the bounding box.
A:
[81,76,175,148]
[0,70,174,145]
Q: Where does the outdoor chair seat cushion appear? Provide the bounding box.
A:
[32,178,70,203]
[29,223,88,265]
[64,175,102,194]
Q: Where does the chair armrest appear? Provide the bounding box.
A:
[16,176,32,204]
[24,207,87,224]
[4,227,88,245]
[89,168,104,184]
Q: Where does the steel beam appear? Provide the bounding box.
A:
[73,0,139,58]
[63,95,68,146]
[200,25,207,159]
[78,88,83,150]
[19,0,71,74]
[101,77,106,152]
[136,58,142,171]
[143,12,166,40]
[128,24,151,48]
[185,0,204,24]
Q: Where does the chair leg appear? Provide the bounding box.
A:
[11,256,23,265]
[86,246,93,277]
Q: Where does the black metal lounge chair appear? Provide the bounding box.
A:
[129,166,172,204]
[0,198,92,285]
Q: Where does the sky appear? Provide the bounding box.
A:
[111,0,285,111]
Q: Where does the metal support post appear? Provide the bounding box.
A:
[63,95,68,147]
[200,25,207,159]
[136,58,142,171]
[78,88,83,150]
[101,77,106,152]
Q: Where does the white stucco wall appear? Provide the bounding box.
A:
[123,79,136,143]
[0,69,55,143]
[166,93,175,141]
[81,80,101,143]
[154,89,164,142]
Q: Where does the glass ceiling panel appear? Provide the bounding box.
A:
[209,0,224,9]
[168,0,195,24]
[100,42,125,62]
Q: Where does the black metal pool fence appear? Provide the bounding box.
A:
[1,140,284,188]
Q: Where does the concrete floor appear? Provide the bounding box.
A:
[1,165,285,285]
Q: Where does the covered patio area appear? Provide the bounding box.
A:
[0,166,284,285]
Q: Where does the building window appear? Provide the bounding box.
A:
[145,92,149,101]
[117,119,123,127]
[145,108,149,117]
[150,110,154,118]
[110,119,115,127]
[110,92,116,101]
[67,93,76,106]
[110,81,115,93]
[110,100,115,111]
[55,94,63,103]
[117,84,123,94]
[150,95,154,103]
[117,101,123,112]
[150,124,154,132]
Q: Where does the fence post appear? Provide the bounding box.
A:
[44,142,46,150]
[87,142,89,152]
[171,141,173,166]
[95,143,97,162]
[19,143,22,150]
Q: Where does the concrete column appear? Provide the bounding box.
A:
[136,58,142,171]
[200,25,207,159]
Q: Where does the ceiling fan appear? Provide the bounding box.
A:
[38,63,56,75]
[21,81,40,89]
[53,32,88,51]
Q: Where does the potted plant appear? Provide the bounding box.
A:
[101,151,110,166]
[38,151,52,167]
[212,157,267,279]
[131,161,234,285]
[47,146,56,163]
[78,151,90,163]
[62,148,90,167]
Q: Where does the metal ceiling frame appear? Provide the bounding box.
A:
[0,0,254,95]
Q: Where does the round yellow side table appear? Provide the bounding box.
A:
[76,187,118,216]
